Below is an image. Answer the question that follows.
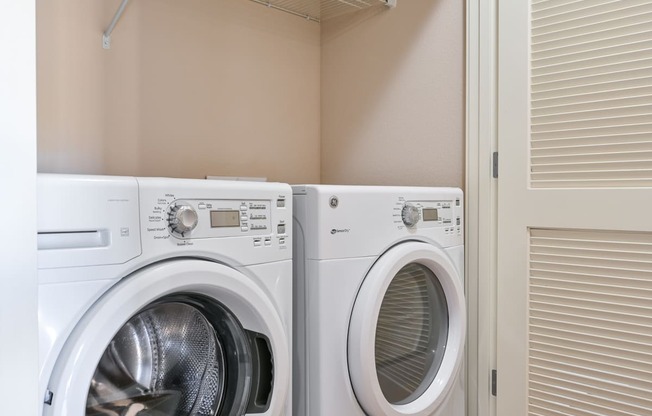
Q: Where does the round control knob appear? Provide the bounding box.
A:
[401,203,420,228]
[168,203,198,236]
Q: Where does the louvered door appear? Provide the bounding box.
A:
[496,1,652,415]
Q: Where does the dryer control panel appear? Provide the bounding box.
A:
[394,197,462,237]
[292,185,462,261]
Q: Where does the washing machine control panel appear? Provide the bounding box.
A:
[395,198,462,236]
[140,180,291,258]
[165,199,275,239]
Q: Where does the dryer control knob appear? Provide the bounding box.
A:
[168,203,198,236]
[401,203,420,228]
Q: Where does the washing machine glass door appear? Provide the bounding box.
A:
[348,242,466,416]
[44,259,289,416]
[86,297,253,416]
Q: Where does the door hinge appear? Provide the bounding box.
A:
[492,152,498,178]
[491,369,497,396]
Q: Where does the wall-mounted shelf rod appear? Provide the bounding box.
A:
[103,0,130,49]
[249,0,320,23]
[250,0,396,24]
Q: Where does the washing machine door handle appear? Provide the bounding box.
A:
[348,242,466,416]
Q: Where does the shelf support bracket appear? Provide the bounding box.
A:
[103,0,130,49]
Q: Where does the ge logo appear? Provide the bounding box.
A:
[329,196,339,208]
[331,229,337,235]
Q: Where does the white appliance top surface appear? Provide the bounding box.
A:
[292,184,461,194]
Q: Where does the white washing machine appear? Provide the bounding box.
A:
[37,174,292,416]
[292,185,465,416]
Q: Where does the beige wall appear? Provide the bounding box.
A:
[37,0,321,183]
[37,0,108,174]
[37,0,464,187]
[320,0,465,188]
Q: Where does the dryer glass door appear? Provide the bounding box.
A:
[375,263,449,405]
[348,242,466,416]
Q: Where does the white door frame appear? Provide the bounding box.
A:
[465,0,497,415]
[0,0,39,414]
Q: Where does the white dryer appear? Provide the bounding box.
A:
[293,185,465,416]
[37,174,292,416]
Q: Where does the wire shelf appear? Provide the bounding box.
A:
[249,0,395,23]
[102,0,395,49]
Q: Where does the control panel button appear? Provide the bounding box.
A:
[277,198,286,208]
[241,226,249,232]
[277,224,286,234]
[253,238,262,247]
[240,204,248,212]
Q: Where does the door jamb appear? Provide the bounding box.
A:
[465,0,497,415]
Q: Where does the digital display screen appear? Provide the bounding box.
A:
[210,210,240,228]
[422,208,439,221]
